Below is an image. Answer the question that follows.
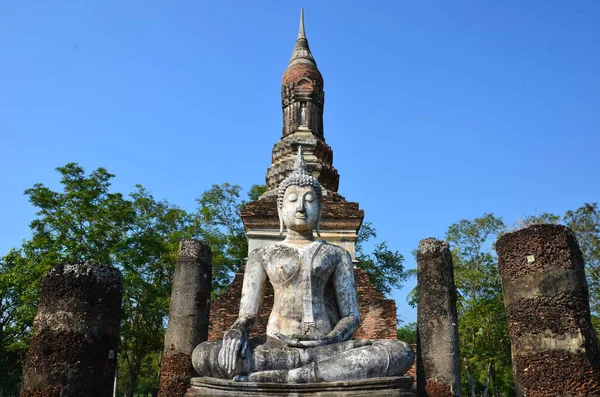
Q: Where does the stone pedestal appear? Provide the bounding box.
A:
[186,377,415,396]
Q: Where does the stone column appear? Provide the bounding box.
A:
[158,240,212,397]
[496,224,600,396]
[416,238,461,397]
[20,262,123,397]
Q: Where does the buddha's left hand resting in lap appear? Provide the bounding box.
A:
[191,147,414,383]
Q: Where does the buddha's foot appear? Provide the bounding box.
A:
[246,369,289,383]
[245,362,317,383]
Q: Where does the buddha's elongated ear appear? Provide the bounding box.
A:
[278,207,285,236]
[315,206,322,237]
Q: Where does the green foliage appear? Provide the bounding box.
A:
[16,165,204,397]
[0,248,47,393]
[356,221,407,297]
[247,184,268,202]
[438,207,600,396]
[0,164,254,396]
[518,212,561,228]
[446,213,514,397]
[563,203,600,315]
[1,163,136,392]
[24,163,134,267]
[396,322,417,344]
[195,183,248,295]
[447,213,505,302]
[117,186,201,397]
[405,264,418,308]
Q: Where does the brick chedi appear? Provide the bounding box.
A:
[264,9,339,198]
[242,10,363,260]
[211,10,398,342]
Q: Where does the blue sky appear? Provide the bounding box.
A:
[1,1,599,323]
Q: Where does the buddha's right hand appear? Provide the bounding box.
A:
[218,320,249,376]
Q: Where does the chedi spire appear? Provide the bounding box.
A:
[263,10,339,198]
[281,9,324,139]
[289,9,316,67]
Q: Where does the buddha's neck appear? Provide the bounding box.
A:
[284,229,314,245]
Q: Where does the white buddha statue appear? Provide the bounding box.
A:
[192,147,413,383]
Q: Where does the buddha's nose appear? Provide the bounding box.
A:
[296,198,305,212]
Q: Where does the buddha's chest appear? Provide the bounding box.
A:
[263,244,334,286]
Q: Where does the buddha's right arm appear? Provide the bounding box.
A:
[220,251,267,374]
[237,250,267,326]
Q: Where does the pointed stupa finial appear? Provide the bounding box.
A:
[288,9,316,67]
[298,8,306,39]
[294,145,308,174]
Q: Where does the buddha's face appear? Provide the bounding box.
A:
[280,185,320,233]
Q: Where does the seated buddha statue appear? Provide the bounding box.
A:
[191,147,414,383]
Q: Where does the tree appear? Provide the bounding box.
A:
[563,203,600,316]
[195,183,248,295]
[0,247,47,394]
[355,221,407,297]
[247,184,268,202]
[0,164,138,394]
[17,165,203,397]
[518,212,560,228]
[0,165,251,396]
[117,186,201,396]
[24,163,135,267]
[446,214,514,397]
[397,322,417,344]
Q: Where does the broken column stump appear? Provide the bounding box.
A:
[158,239,212,397]
[496,224,600,397]
[20,262,123,397]
[416,238,461,397]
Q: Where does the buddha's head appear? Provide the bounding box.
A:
[277,146,322,236]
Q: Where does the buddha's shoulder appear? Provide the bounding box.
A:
[248,241,351,260]
[248,243,294,260]
[318,241,352,258]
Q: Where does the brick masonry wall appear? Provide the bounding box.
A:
[208,267,398,341]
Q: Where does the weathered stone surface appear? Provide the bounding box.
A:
[496,224,600,396]
[160,353,193,397]
[416,238,460,397]
[20,262,122,397]
[193,147,413,384]
[208,266,397,341]
[186,376,415,396]
[159,240,212,397]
